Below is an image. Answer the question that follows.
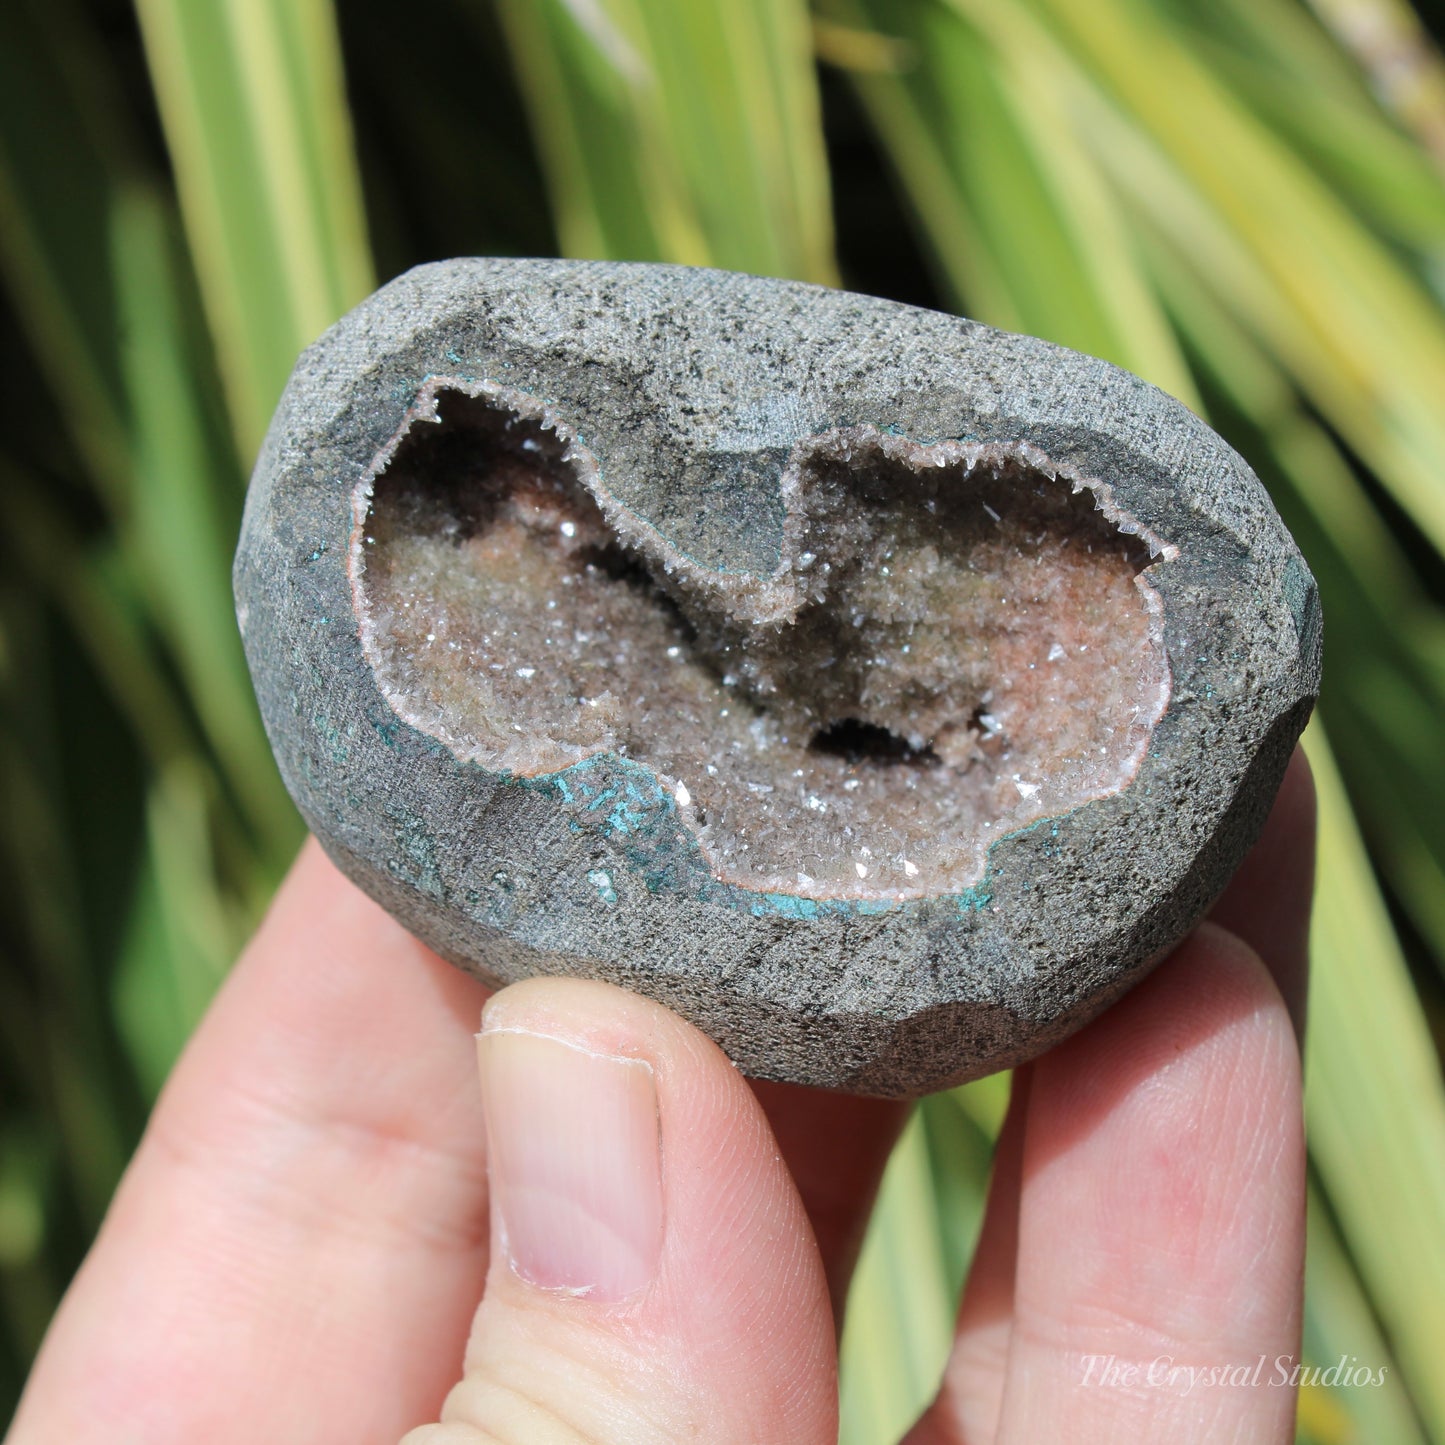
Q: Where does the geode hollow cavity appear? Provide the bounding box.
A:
[236,259,1320,1096]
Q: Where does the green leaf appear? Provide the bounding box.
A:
[837,1085,1000,1445]
[1026,0,1445,557]
[114,763,242,1097]
[1139,220,1445,986]
[133,0,374,456]
[109,185,298,850]
[1301,1177,1429,1445]
[1304,725,1445,1440]
[839,1107,966,1445]
[831,0,1199,403]
[494,0,836,283]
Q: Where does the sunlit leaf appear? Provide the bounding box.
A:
[133,0,373,455]
[494,0,836,283]
[1305,726,1445,1440]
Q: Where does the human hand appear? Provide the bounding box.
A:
[8,752,1313,1444]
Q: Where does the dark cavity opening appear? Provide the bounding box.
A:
[809,718,941,767]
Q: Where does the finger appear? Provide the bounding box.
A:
[1208,746,1316,1037]
[13,840,493,1444]
[905,1067,1031,1445]
[403,976,838,1445]
[748,1079,910,1313]
[903,751,1314,1444]
[993,925,1304,1444]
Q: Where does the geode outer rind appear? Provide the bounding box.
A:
[235,258,1320,1097]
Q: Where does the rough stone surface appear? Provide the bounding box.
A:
[235,258,1321,1096]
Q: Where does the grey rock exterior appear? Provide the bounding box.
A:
[235,258,1320,1096]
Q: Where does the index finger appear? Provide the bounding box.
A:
[12,840,493,1444]
[1208,747,1317,1037]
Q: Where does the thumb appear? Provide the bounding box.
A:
[402,977,838,1445]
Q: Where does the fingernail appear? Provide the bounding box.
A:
[478,1028,663,1300]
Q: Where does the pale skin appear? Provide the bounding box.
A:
[8,750,1314,1444]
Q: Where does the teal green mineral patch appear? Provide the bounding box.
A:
[586,868,618,904]
[498,751,1022,923]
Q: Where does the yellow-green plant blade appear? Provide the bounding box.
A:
[0,0,322,1400]
[838,1109,956,1445]
[1302,1177,1429,1445]
[493,0,836,284]
[488,0,658,263]
[835,0,1445,554]
[837,1086,999,1445]
[819,17,1018,328]
[831,0,1197,402]
[1305,725,1445,1439]
[1137,219,1445,983]
[1198,32,1445,255]
[1184,0,1389,105]
[133,0,373,455]
[114,762,241,1096]
[920,1085,1000,1299]
[1023,0,1445,557]
[1305,0,1445,173]
[110,185,296,847]
[1334,663,1445,963]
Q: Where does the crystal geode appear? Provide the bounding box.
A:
[236,259,1320,1095]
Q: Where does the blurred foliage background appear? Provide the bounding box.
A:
[2,0,1444,1438]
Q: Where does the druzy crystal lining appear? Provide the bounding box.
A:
[350,380,1175,901]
